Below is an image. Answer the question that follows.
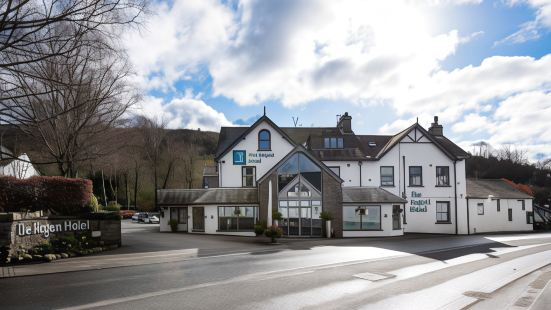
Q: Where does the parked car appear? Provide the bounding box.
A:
[131,212,141,222]
[120,210,136,219]
[146,214,160,224]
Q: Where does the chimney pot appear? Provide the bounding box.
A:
[429,115,443,136]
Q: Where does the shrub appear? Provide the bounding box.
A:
[320,211,333,221]
[104,201,121,212]
[88,195,100,212]
[264,225,283,243]
[254,219,267,236]
[272,210,283,221]
[84,212,121,220]
[0,176,93,215]
[169,219,178,232]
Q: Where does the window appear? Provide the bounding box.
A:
[171,208,187,224]
[258,130,271,150]
[328,166,340,177]
[477,202,484,215]
[436,166,450,186]
[496,199,501,212]
[409,166,423,186]
[436,201,450,223]
[278,152,321,192]
[324,137,343,149]
[519,200,525,211]
[380,166,394,186]
[526,211,533,224]
[508,208,513,221]
[242,166,256,187]
[392,205,401,230]
[343,206,381,230]
[218,206,258,231]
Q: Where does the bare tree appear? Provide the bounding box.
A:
[0,0,145,76]
[138,116,167,209]
[495,144,529,165]
[1,28,138,177]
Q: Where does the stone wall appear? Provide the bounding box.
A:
[0,217,121,258]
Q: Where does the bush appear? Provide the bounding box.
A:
[104,201,121,212]
[254,219,267,236]
[264,225,283,243]
[0,176,93,215]
[89,195,100,212]
[84,212,121,220]
[272,210,283,221]
[169,219,178,232]
[320,211,333,221]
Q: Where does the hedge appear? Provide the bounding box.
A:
[0,176,93,216]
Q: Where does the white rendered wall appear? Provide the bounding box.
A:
[0,154,39,179]
[219,121,294,187]
[467,198,533,234]
[342,204,404,237]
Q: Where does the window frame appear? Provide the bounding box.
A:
[241,166,256,188]
[477,202,484,215]
[526,211,533,224]
[409,166,423,187]
[435,166,450,187]
[258,129,271,151]
[496,199,501,212]
[508,208,513,221]
[435,201,451,223]
[519,200,525,211]
[324,137,344,149]
[217,206,258,232]
[380,166,395,187]
[342,205,382,231]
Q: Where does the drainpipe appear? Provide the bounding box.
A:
[466,198,470,235]
[402,155,407,224]
[454,160,458,235]
[358,161,362,187]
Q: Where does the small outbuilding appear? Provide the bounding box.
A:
[466,179,533,234]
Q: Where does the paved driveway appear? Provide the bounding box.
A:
[115,220,284,256]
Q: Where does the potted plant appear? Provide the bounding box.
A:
[264,225,283,244]
[168,219,178,232]
[272,210,283,226]
[254,220,267,236]
[320,211,333,238]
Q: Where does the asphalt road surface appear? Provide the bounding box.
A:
[2,225,551,310]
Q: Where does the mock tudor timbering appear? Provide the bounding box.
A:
[158,112,534,237]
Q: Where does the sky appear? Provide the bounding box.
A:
[124,0,551,161]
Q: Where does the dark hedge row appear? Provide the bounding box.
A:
[0,176,93,215]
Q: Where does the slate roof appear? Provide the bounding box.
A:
[215,116,470,162]
[157,188,258,205]
[466,179,533,199]
[342,187,407,204]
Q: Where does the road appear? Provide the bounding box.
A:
[1,224,551,309]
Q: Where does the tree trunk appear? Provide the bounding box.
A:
[101,169,108,206]
[125,173,129,210]
[134,161,139,210]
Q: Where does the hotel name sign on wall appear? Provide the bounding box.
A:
[17,220,90,238]
[233,150,275,165]
[410,191,430,212]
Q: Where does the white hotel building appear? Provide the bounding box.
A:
[158,113,534,237]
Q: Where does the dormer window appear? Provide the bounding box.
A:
[258,129,271,150]
[324,137,343,149]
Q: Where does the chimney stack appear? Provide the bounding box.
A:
[428,116,443,136]
[338,112,353,133]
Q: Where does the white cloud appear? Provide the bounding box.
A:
[497,0,551,45]
[133,94,233,132]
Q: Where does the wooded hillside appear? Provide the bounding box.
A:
[0,124,219,211]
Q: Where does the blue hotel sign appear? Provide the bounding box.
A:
[233,150,246,165]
